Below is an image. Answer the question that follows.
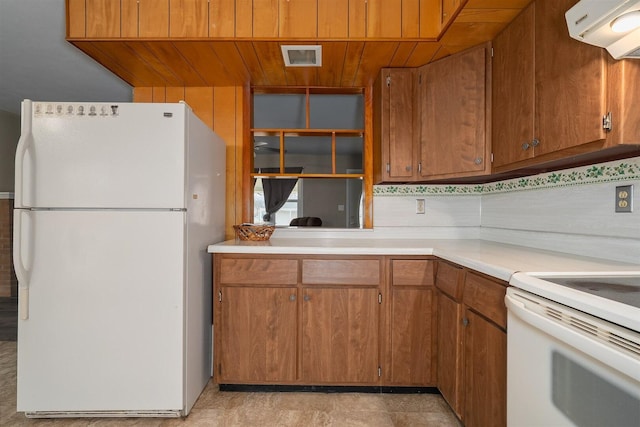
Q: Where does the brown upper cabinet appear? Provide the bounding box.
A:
[492,0,640,172]
[83,0,120,38]
[419,42,492,180]
[69,0,446,39]
[441,0,462,28]
[374,42,491,183]
[170,0,209,37]
[373,68,419,183]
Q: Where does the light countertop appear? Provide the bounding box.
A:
[208,238,640,282]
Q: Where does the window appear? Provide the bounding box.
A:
[250,88,369,228]
[254,180,299,226]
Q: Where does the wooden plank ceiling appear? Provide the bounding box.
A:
[70,0,532,88]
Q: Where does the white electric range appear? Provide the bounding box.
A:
[506,272,640,427]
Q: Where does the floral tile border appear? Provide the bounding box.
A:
[373,156,640,196]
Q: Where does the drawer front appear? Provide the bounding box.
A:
[391,259,435,286]
[220,258,298,285]
[463,272,507,329]
[435,261,464,300]
[302,259,381,285]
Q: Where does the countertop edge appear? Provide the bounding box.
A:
[207,238,640,283]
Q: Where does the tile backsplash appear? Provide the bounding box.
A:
[373,156,640,264]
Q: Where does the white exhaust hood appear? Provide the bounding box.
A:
[566,0,640,59]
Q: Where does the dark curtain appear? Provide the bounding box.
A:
[255,167,303,222]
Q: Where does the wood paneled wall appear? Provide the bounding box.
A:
[134,86,246,240]
[71,0,444,39]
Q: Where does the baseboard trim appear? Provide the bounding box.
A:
[218,384,440,394]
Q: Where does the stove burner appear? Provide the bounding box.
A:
[563,281,639,293]
[540,276,640,309]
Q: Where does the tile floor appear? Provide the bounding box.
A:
[0,340,461,427]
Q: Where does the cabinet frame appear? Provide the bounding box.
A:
[214,253,385,386]
[435,260,507,426]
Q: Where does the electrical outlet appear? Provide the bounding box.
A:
[416,199,425,214]
[615,185,633,213]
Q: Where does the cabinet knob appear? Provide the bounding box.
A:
[462,317,469,327]
[405,165,412,172]
[522,142,530,151]
[289,294,296,302]
[303,295,311,302]
[531,138,540,147]
[474,157,483,165]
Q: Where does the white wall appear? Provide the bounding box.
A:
[372,156,640,264]
[0,110,20,192]
[480,177,640,264]
[373,194,481,239]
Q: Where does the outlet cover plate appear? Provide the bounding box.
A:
[615,185,633,213]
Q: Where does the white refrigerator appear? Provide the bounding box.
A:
[13,100,226,417]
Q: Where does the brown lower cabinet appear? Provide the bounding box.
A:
[214,254,386,386]
[436,261,507,427]
[218,286,298,383]
[301,286,380,384]
[386,258,436,386]
[214,254,439,387]
[213,253,505,424]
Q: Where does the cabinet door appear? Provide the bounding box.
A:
[441,0,461,27]
[463,310,507,427]
[302,287,380,384]
[367,0,402,38]
[170,0,209,37]
[253,0,279,37]
[420,43,491,179]
[67,0,86,38]
[389,288,434,385]
[139,0,169,37]
[279,0,318,38]
[318,0,349,38]
[85,0,120,37]
[492,3,535,168]
[534,0,607,156]
[218,286,298,383]
[374,68,417,183]
[437,292,464,418]
[209,0,236,37]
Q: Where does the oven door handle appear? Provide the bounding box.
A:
[506,293,640,383]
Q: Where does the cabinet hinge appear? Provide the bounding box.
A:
[218,290,222,303]
[491,47,494,58]
[386,76,391,87]
[386,163,390,173]
[378,367,382,377]
[490,152,494,163]
[378,293,382,304]
[603,112,612,132]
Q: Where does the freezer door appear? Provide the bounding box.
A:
[15,101,191,209]
[16,210,186,413]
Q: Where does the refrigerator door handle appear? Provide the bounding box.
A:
[15,99,34,209]
[13,209,31,320]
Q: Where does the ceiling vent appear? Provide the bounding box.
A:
[281,45,322,67]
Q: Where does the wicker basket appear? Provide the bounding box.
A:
[233,224,276,241]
